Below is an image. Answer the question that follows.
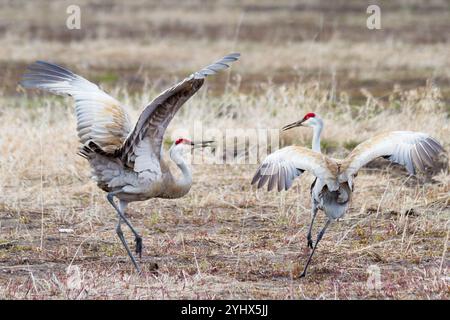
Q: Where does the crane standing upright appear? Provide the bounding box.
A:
[21,53,240,273]
[252,112,445,277]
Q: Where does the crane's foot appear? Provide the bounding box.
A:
[299,271,307,278]
[307,237,313,249]
[135,235,143,258]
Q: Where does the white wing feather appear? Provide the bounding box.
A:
[118,53,240,172]
[21,55,240,178]
[21,61,132,153]
[252,146,339,192]
[340,131,445,180]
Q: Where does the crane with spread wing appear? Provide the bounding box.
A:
[252,112,445,277]
[21,53,240,273]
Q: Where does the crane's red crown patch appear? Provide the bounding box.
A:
[175,138,191,145]
[304,112,316,120]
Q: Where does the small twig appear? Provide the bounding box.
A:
[193,249,202,278]
[348,239,398,254]
[438,227,449,275]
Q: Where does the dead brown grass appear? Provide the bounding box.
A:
[0,0,449,299]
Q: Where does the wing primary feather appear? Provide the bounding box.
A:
[278,166,286,192]
[268,171,278,191]
[258,171,270,189]
[416,142,434,167]
[426,137,444,153]
[118,53,240,167]
[341,131,445,178]
[411,146,425,172]
[21,60,132,155]
[421,139,439,156]
[251,166,262,185]
[284,167,291,190]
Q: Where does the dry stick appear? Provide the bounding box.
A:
[375,178,390,218]
[233,215,246,279]
[400,214,409,253]
[379,174,414,219]
[220,199,245,212]
[287,228,304,247]
[404,217,420,255]
[225,11,244,94]
[335,205,371,247]
[39,114,45,251]
[28,270,38,297]
[439,226,449,275]
[68,235,95,270]
[193,249,202,278]
[349,239,398,255]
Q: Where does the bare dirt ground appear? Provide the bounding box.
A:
[0,0,449,299]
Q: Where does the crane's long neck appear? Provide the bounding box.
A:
[176,159,192,187]
[169,148,192,198]
[312,123,323,153]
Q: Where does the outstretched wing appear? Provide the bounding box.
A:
[20,61,132,153]
[251,146,340,192]
[117,53,240,168]
[340,131,445,179]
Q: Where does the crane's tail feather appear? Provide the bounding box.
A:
[77,140,111,159]
[193,53,240,79]
[320,184,352,220]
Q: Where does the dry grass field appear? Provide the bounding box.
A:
[0,0,449,299]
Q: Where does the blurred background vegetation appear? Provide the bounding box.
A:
[0,0,449,102]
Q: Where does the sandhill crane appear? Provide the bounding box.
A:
[251,112,445,277]
[21,53,240,273]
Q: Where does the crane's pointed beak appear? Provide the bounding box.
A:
[191,140,215,149]
[282,119,304,131]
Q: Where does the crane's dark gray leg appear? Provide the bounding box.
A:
[108,193,143,256]
[306,204,318,249]
[107,192,142,273]
[118,199,143,258]
[115,218,141,273]
[300,218,331,278]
